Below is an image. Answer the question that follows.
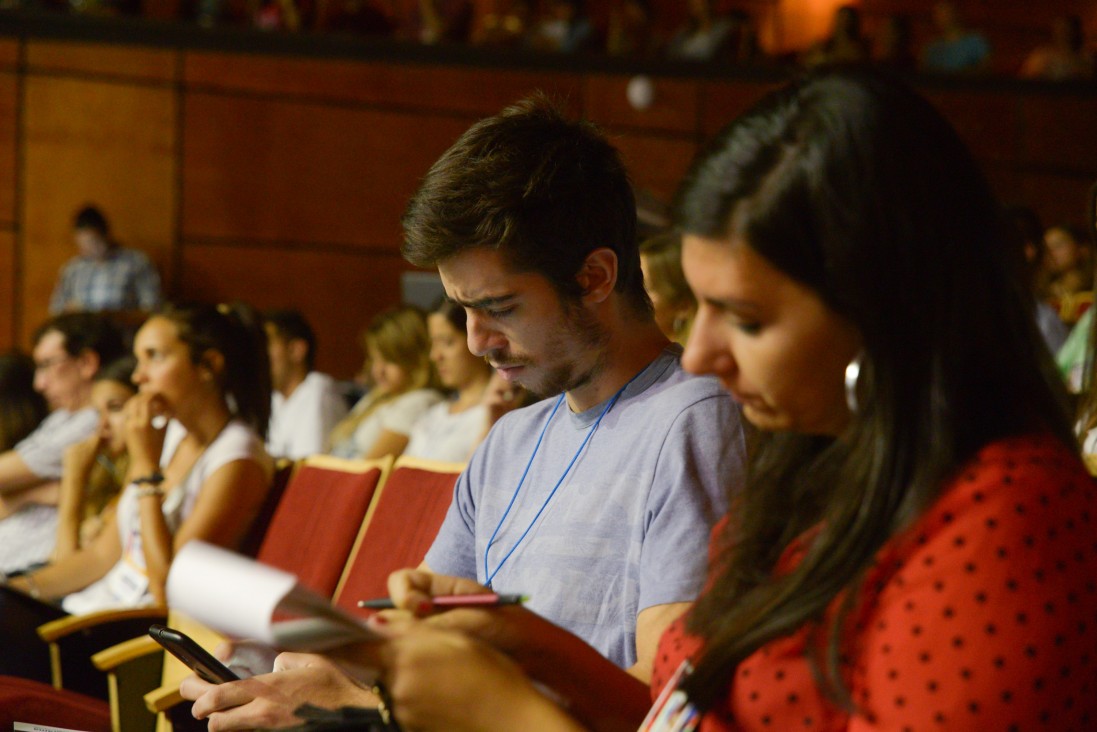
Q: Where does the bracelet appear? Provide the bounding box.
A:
[132,471,165,486]
[135,485,165,499]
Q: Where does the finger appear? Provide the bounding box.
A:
[271,651,327,672]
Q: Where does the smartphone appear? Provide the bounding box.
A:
[148,624,240,684]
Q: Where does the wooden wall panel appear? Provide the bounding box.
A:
[700,79,781,138]
[21,76,176,343]
[0,39,18,70]
[0,231,15,351]
[0,72,17,227]
[1019,94,1097,171]
[26,41,178,83]
[923,90,1021,164]
[584,75,700,135]
[1019,172,1094,229]
[182,92,471,248]
[177,243,411,378]
[611,133,698,205]
[183,52,583,117]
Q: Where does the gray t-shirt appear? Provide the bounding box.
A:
[14,407,98,479]
[425,347,746,668]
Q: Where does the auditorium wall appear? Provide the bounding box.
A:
[0,30,1094,378]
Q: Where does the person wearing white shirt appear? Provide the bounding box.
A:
[263,310,348,459]
[404,300,524,462]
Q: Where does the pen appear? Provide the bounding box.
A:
[357,593,527,610]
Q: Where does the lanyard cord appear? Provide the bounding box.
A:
[483,373,639,588]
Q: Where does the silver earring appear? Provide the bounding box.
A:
[844,353,863,415]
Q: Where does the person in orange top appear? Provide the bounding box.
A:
[183,69,1097,732]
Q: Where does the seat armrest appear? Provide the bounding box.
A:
[37,606,169,643]
[145,683,185,714]
[91,635,160,672]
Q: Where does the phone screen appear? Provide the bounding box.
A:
[148,624,240,684]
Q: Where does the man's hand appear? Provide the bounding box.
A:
[181,652,374,732]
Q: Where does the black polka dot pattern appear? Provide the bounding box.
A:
[650,435,1097,731]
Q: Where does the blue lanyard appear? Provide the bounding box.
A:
[483,374,638,589]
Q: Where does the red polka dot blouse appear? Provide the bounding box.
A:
[651,434,1097,731]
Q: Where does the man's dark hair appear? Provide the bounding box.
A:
[33,312,126,367]
[401,95,646,311]
[264,309,317,372]
[73,205,110,236]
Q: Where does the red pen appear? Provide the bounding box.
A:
[357,593,527,610]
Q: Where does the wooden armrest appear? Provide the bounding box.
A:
[37,606,168,643]
[91,634,160,672]
[145,683,185,714]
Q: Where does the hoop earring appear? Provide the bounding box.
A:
[844,353,863,415]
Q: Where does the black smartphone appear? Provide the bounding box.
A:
[148,624,240,684]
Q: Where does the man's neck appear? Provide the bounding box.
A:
[278,370,308,399]
[565,318,670,413]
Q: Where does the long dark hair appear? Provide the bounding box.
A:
[160,302,271,440]
[676,68,1074,710]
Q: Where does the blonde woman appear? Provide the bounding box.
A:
[640,232,697,347]
[328,306,442,460]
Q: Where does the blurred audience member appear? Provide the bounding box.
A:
[1038,223,1093,308]
[0,352,48,454]
[876,13,917,71]
[51,356,135,561]
[1021,15,1094,81]
[665,0,732,61]
[606,0,657,58]
[528,0,595,54]
[640,232,696,347]
[49,205,162,316]
[253,0,301,30]
[402,300,510,462]
[328,306,442,460]
[802,4,870,68]
[400,0,473,44]
[1004,205,1069,355]
[920,1,990,74]
[0,303,273,687]
[0,313,124,575]
[471,0,531,47]
[264,309,348,460]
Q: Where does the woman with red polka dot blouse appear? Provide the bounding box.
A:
[270,68,1097,732]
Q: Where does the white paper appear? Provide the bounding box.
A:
[167,541,299,645]
[167,541,378,650]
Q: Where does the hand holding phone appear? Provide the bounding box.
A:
[149,624,240,684]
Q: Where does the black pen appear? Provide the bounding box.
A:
[357,593,527,610]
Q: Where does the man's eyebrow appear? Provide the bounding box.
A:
[452,294,517,310]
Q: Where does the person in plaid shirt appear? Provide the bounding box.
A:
[49,205,162,316]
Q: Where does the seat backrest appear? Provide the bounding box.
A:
[333,456,464,614]
[256,454,393,598]
[237,457,296,559]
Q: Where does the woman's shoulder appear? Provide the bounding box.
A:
[204,420,273,474]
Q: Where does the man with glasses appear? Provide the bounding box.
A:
[0,312,125,574]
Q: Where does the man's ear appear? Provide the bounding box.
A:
[76,349,100,381]
[287,338,309,368]
[575,248,618,304]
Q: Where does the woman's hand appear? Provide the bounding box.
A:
[481,371,525,428]
[62,432,102,477]
[123,391,170,476]
[338,618,587,732]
